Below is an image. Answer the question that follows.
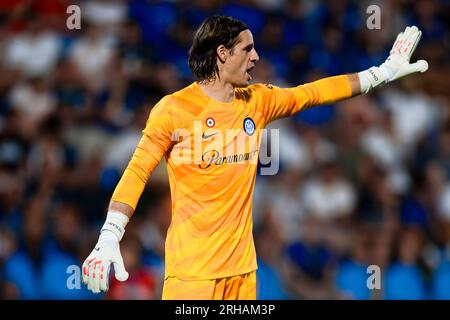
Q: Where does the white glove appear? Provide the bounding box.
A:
[359,26,429,94]
[82,211,129,293]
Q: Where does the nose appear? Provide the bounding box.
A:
[251,48,259,62]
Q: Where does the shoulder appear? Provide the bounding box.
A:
[168,83,209,119]
[148,95,173,118]
[236,83,278,102]
[150,87,192,116]
[237,83,276,95]
[147,84,203,126]
[171,82,207,106]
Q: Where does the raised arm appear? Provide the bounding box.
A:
[262,26,428,124]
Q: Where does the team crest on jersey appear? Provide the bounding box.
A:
[205,117,215,128]
[243,117,255,135]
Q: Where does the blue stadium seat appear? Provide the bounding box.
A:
[384,262,427,300]
[336,260,371,300]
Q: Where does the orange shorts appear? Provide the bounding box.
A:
[162,271,256,300]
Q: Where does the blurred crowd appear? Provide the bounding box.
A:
[0,0,449,300]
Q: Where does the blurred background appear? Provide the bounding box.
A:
[0,0,449,300]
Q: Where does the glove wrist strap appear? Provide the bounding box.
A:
[358,66,387,94]
[100,210,129,241]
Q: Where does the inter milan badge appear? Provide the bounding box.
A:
[243,117,255,135]
[206,117,215,128]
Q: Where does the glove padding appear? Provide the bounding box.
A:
[359,26,429,94]
[82,240,129,293]
[380,25,429,82]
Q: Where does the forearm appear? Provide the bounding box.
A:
[111,134,166,210]
[109,200,135,220]
[292,74,353,109]
[347,73,362,96]
[98,142,160,244]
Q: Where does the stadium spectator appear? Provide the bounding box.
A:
[4,16,62,77]
[384,226,428,299]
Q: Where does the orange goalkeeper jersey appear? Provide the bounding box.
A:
[112,76,352,280]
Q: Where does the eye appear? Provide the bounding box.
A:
[244,44,254,52]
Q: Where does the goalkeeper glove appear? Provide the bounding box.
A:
[82,211,129,293]
[359,26,429,94]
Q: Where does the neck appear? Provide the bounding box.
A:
[198,77,235,103]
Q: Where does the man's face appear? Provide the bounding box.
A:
[221,30,259,87]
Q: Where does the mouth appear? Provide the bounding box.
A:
[246,66,255,80]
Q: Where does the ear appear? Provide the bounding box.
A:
[216,45,227,64]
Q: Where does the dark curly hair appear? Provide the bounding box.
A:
[188,16,248,82]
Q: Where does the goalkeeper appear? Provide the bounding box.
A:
[82,16,428,299]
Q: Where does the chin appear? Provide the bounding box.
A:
[234,80,250,88]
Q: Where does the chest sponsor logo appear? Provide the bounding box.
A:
[170,120,280,175]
